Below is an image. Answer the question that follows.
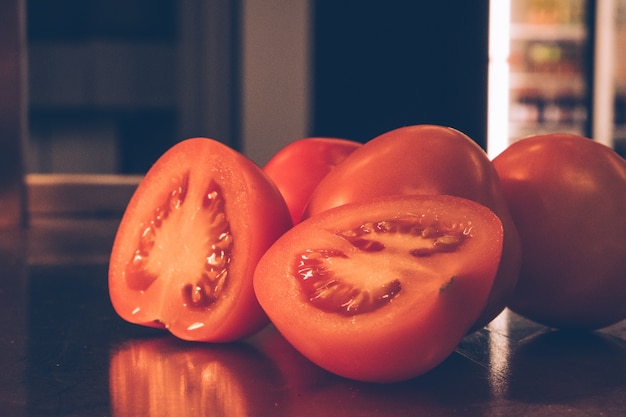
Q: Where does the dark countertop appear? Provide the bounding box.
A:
[0,217,625,417]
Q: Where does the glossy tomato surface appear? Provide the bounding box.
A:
[263,137,362,224]
[254,194,504,383]
[303,124,521,329]
[109,138,292,342]
[493,133,626,329]
[110,337,286,417]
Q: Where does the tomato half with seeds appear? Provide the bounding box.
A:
[263,137,362,224]
[493,133,626,329]
[303,124,521,330]
[109,138,292,342]
[254,194,504,383]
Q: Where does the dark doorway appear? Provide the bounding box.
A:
[312,1,490,149]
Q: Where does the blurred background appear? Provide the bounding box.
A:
[23,0,489,173]
[21,0,626,175]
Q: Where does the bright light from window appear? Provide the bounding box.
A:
[487,0,511,159]
[593,0,617,148]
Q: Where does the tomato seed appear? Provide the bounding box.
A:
[345,238,385,252]
[125,252,158,291]
[138,225,156,253]
[410,247,436,257]
[433,234,464,251]
[421,226,442,239]
[182,282,217,309]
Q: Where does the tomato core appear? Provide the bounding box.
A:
[124,174,234,312]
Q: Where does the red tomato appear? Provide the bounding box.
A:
[303,125,521,329]
[254,194,504,383]
[109,138,292,342]
[492,133,626,329]
[263,137,362,224]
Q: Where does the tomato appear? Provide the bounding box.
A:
[303,124,521,329]
[254,194,504,383]
[109,138,292,342]
[263,137,362,224]
[492,133,626,329]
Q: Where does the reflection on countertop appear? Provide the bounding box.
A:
[0,218,624,417]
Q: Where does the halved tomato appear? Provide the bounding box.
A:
[254,194,503,383]
[263,137,362,224]
[303,124,521,330]
[109,138,292,342]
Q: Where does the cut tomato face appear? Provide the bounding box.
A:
[109,138,292,342]
[254,194,503,383]
[302,125,521,330]
[263,137,362,224]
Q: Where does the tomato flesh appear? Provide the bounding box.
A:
[295,216,471,316]
[109,138,292,342]
[296,248,402,316]
[254,194,503,383]
[125,176,232,309]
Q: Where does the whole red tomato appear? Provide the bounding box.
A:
[303,125,521,329]
[109,138,292,342]
[254,194,504,382]
[493,133,626,329]
[263,137,362,224]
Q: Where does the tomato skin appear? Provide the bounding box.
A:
[303,125,521,330]
[109,138,292,342]
[263,137,362,224]
[492,133,626,329]
[254,194,504,383]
